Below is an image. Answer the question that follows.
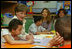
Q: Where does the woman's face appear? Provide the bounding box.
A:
[42,9,48,17]
[59,11,65,18]
[16,11,27,21]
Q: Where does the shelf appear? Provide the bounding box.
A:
[1,1,17,4]
[1,26,8,28]
[67,14,71,16]
[1,1,18,15]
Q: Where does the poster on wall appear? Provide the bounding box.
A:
[32,1,57,8]
[63,1,71,15]
[56,1,71,15]
[63,1,71,10]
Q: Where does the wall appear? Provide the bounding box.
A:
[32,1,64,13]
[33,1,57,8]
[32,1,57,13]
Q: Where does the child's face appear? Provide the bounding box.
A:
[16,11,26,21]
[37,20,43,26]
[12,25,22,36]
[42,9,48,17]
[59,11,65,18]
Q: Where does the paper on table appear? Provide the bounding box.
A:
[33,35,54,39]
[32,38,52,46]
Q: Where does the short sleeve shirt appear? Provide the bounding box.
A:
[28,23,46,34]
[1,29,14,43]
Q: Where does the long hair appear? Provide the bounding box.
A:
[41,8,51,24]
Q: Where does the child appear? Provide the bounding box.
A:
[54,9,68,26]
[55,16,71,48]
[57,9,67,18]
[1,19,34,44]
[28,16,50,35]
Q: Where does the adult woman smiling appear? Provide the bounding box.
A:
[41,8,55,31]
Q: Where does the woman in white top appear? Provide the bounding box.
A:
[3,3,32,40]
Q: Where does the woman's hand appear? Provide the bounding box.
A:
[47,32,64,48]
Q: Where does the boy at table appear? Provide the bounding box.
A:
[28,16,49,35]
[55,16,71,48]
[1,19,34,44]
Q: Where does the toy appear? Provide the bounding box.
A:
[27,1,34,14]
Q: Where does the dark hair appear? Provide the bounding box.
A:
[57,9,67,18]
[55,16,71,41]
[41,8,51,24]
[15,3,28,15]
[33,16,43,23]
[8,19,23,32]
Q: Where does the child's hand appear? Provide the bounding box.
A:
[26,34,34,40]
[28,39,34,44]
[29,33,34,39]
[26,35,30,40]
[14,36,21,40]
[43,30,48,32]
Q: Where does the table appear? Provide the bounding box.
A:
[5,34,54,48]
[5,30,57,48]
[5,43,47,48]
